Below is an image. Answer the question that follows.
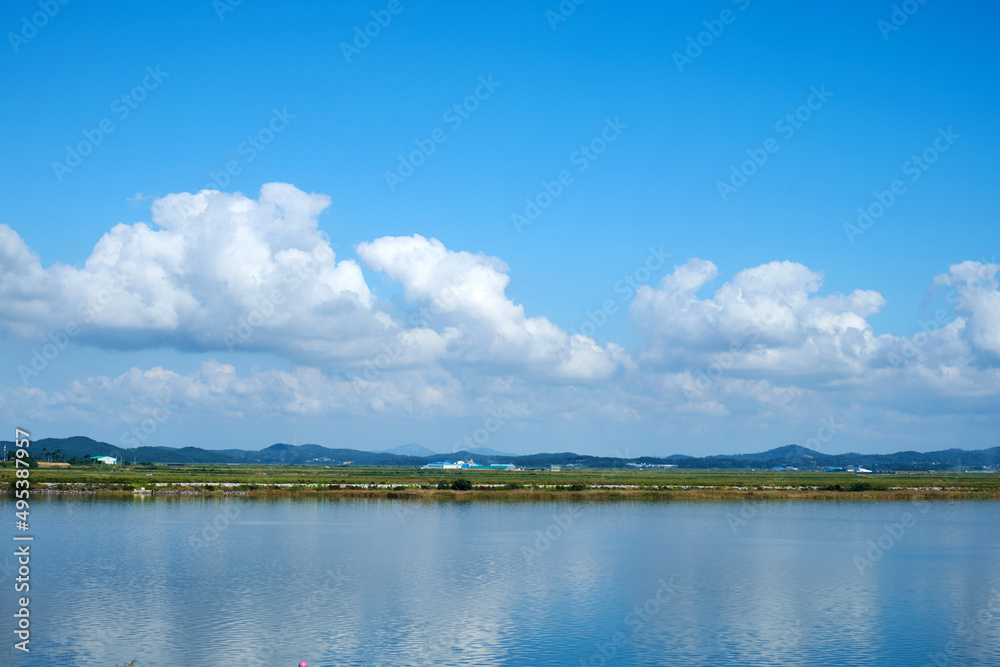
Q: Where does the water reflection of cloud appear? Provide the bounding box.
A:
[21,498,1000,666]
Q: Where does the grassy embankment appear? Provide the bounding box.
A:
[3,462,1000,500]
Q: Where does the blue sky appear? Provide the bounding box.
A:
[1,0,997,456]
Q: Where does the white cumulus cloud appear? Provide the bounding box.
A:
[632,258,886,377]
[0,184,383,361]
[356,234,631,381]
[1,184,997,453]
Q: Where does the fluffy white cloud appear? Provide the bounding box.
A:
[632,258,886,376]
[631,258,1000,425]
[356,234,631,381]
[1,184,997,452]
[931,260,1000,359]
[0,186,627,385]
[0,360,469,428]
[0,184,384,361]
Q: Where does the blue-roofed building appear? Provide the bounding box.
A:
[422,459,517,470]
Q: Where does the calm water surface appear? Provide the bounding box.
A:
[3,498,999,666]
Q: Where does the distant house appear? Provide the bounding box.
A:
[423,461,465,470]
[91,456,117,465]
[422,459,517,471]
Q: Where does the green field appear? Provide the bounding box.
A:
[4,462,1000,500]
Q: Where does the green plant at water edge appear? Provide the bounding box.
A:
[451,478,473,491]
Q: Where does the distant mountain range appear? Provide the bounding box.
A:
[2,436,998,471]
[379,443,439,457]
[379,444,518,458]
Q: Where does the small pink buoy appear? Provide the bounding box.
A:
[299,663,308,667]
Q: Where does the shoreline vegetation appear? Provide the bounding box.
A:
[4,464,999,501]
